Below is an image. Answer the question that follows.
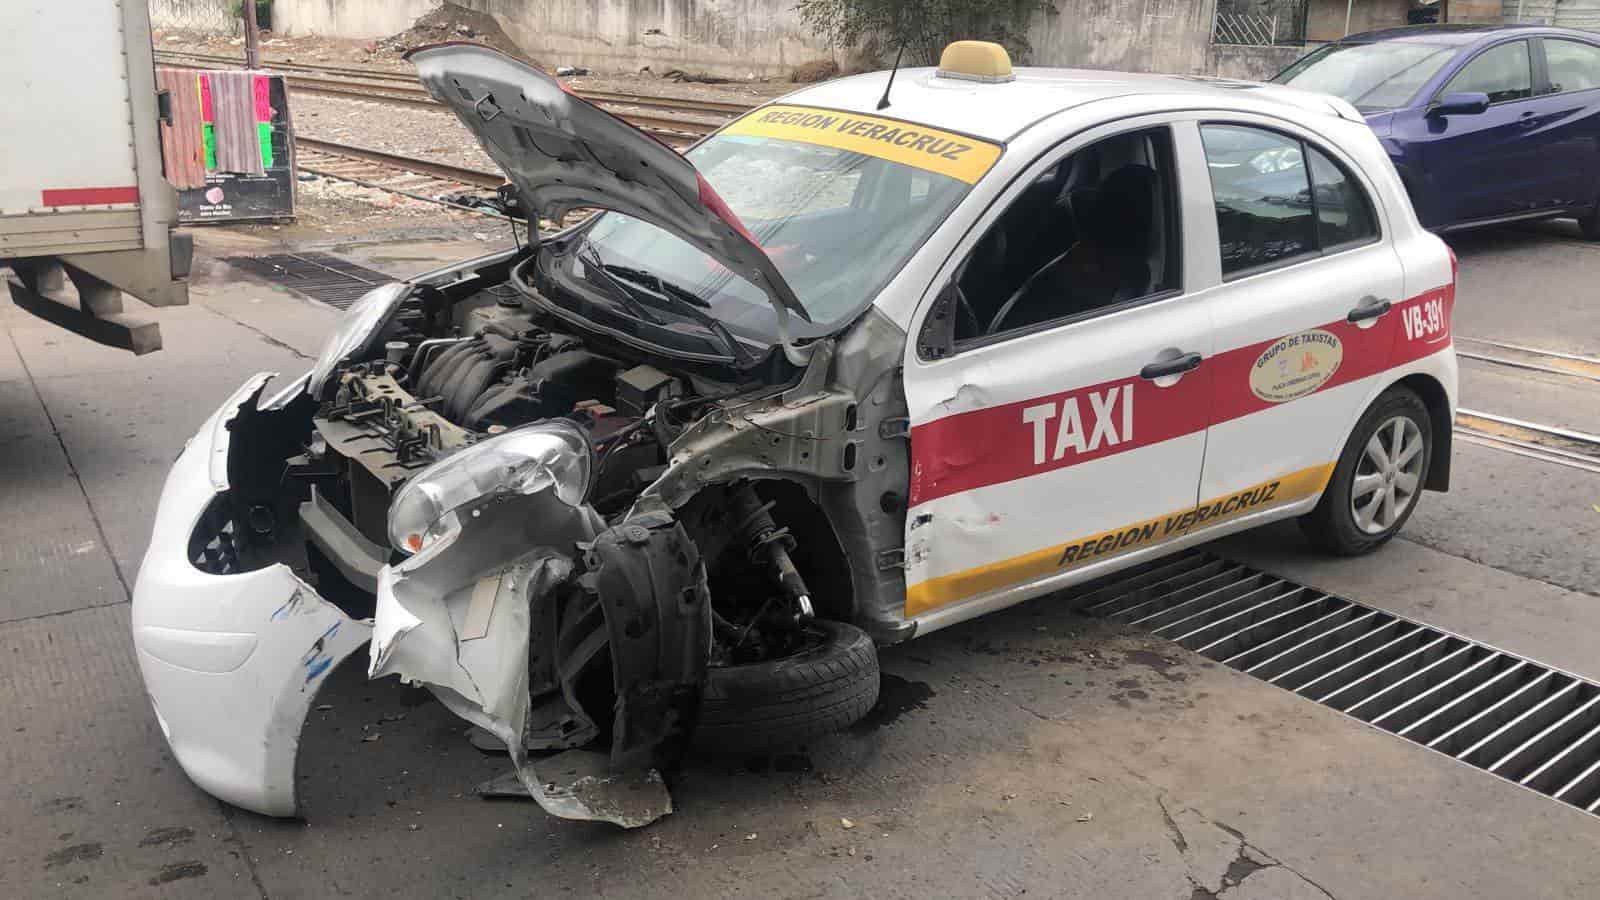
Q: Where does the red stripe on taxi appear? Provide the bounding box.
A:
[908,285,1453,508]
[909,368,1208,507]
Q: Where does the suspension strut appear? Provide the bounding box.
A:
[731,485,815,620]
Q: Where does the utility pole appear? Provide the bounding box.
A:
[243,0,261,69]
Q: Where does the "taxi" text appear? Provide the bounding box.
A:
[1021,385,1133,466]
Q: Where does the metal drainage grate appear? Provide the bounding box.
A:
[1064,552,1600,816]
[225,252,394,309]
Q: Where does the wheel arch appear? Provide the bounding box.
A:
[1393,372,1452,491]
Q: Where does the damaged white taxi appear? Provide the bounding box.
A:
[132,41,1458,827]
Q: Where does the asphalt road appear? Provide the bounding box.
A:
[1,223,1597,899]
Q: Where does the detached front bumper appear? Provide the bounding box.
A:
[131,374,372,817]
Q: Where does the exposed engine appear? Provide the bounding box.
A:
[307,285,704,550]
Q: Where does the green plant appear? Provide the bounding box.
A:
[795,0,1048,66]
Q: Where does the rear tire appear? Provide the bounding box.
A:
[1300,386,1432,556]
[694,619,879,754]
[1580,207,1600,241]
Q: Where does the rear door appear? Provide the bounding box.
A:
[902,119,1211,625]
[1421,39,1548,222]
[1193,120,1404,517]
[1531,36,1600,211]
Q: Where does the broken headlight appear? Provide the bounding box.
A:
[387,421,593,555]
[306,282,409,398]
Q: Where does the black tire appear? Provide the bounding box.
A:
[694,619,879,754]
[1580,207,1600,241]
[1301,386,1432,556]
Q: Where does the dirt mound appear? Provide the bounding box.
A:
[789,59,840,83]
[372,2,537,67]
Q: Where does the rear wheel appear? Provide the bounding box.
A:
[694,619,879,754]
[1580,206,1600,241]
[1301,387,1431,556]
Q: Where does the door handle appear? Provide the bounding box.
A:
[1140,352,1203,380]
[1347,297,1392,323]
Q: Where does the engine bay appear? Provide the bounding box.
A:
[195,242,911,656]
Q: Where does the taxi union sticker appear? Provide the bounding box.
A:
[1250,329,1343,403]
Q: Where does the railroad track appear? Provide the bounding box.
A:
[293,137,513,218]
[1456,336,1600,383]
[1454,408,1600,475]
[297,137,503,189]
[1447,337,1600,472]
[153,49,744,144]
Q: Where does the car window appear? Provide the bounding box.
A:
[1201,125,1378,278]
[580,128,977,339]
[1308,147,1377,249]
[1442,41,1532,103]
[1202,126,1316,275]
[1543,39,1600,93]
[951,127,1181,342]
[1272,41,1458,112]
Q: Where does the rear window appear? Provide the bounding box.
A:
[1545,39,1600,93]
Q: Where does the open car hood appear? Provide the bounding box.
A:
[406,43,809,325]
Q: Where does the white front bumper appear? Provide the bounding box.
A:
[131,373,372,817]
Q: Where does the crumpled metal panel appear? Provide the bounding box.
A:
[369,487,702,828]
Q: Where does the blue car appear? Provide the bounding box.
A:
[1274,24,1600,236]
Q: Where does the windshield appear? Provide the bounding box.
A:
[569,116,991,341]
[1274,42,1458,111]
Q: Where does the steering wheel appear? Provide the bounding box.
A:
[953,284,982,339]
[985,242,1079,336]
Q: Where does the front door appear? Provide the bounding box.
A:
[1192,121,1405,518]
[1420,39,1549,223]
[901,122,1211,625]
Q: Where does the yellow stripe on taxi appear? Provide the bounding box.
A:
[904,463,1336,617]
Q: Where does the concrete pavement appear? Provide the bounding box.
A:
[2,226,1597,899]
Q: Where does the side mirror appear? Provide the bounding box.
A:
[1429,91,1490,116]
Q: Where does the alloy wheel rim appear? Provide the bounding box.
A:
[1350,415,1425,535]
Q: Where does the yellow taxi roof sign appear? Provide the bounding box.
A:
[936,41,1015,83]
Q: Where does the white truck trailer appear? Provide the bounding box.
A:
[0,0,191,354]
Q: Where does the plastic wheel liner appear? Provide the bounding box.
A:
[369,486,710,828]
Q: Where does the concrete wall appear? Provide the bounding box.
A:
[273,0,831,79]
[488,0,823,78]
[269,0,1317,81]
[1447,0,1508,24]
[1210,43,1311,79]
[1027,0,1220,76]
[1305,0,1412,40]
[272,0,435,38]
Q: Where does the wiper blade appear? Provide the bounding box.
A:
[602,264,711,308]
[601,264,753,368]
[575,242,666,326]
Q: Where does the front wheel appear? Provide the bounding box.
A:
[1301,387,1432,556]
[694,619,879,754]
